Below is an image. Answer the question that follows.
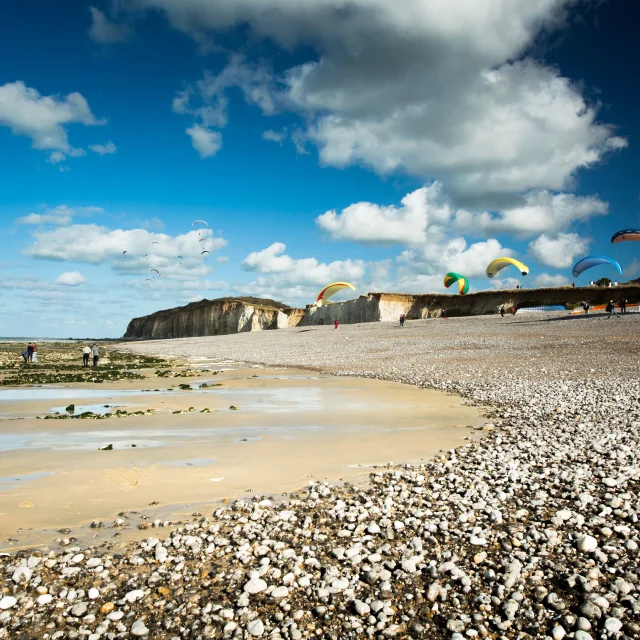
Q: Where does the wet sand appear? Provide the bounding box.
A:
[0,366,481,549]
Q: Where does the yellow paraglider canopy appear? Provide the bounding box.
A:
[314,282,356,307]
[486,257,529,279]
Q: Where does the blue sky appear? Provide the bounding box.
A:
[0,0,638,337]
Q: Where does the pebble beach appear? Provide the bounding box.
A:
[2,312,640,639]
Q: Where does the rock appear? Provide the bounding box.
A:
[37,594,53,606]
[247,619,265,636]
[70,602,88,617]
[131,620,149,636]
[604,617,623,633]
[574,632,593,640]
[551,625,566,639]
[271,586,289,599]
[354,600,370,616]
[88,588,99,599]
[125,589,145,603]
[244,577,268,594]
[580,601,602,620]
[0,596,17,610]
[577,535,598,553]
[447,619,465,633]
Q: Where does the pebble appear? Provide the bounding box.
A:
[247,619,264,636]
[130,620,149,636]
[577,535,598,553]
[244,577,268,594]
[0,596,17,610]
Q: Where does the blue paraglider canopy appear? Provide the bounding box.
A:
[572,255,622,279]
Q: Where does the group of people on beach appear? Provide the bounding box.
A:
[21,342,37,363]
[499,305,517,317]
[582,297,628,318]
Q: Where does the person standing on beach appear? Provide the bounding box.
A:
[399,314,405,327]
[620,297,627,314]
[91,343,100,366]
[82,345,91,367]
[27,342,34,363]
[334,319,339,329]
[499,305,505,318]
[606,300,619,319]
[32,342,38,364]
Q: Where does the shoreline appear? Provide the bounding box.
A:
[1,315,639,639]
[0,363,481,549]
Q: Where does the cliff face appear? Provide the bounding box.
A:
[124,298,304,339]
[300,285,640,325]
[124,286,640,339]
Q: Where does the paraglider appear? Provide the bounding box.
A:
[486,257,529,279]
[199,238,207,243]
[177,255,183,259]
[572,256,622,279]
[201,250,211,256]
[611,229,640,244]
[150,269,160,276]
[192,220,208,227]
[122,250,127,256]
[444,272,470,295]
[314,282,356,307]
[151,241,159,246]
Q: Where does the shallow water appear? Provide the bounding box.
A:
[0,366,482,547]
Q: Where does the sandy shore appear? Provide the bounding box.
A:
[1,312,639,639]
[0,366,480,547]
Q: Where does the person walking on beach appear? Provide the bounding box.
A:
[27,342,34,363]
[620,297,627,314]
[499,305,505,318]
[606,300,619,319]
[32,342,38,364]
[399,314,405,327]
[82,345,91,367]
[91,343,100,366]
[334,319,339,329]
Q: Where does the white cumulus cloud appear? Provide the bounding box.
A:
[133,0,627,202]
[186,124,222,158]
[16,205,102,226]
[454,191,608,237]
[55,271,87,286]
[317,185,450,245]
[241,242,365,301]
[0,81,104,157]
[89,141,117,155]
[529,232,590,269]
[25,224,227,281]
[533,273,571,287]
[88,7,132,44]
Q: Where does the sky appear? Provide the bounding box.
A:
[0,0,639,338]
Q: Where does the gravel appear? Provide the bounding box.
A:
[2,314,639,639]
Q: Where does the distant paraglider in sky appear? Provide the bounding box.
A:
[122,250,127,256]
[150,269,160,276]
[314,282,356,307]
[611,229,640,244]
[444,272,470,295]
[572,256,622,279]
[150,241,159,245]
[486,257,529,279]
[192,220,208,227]
[201,250,211,256]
